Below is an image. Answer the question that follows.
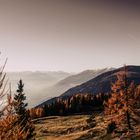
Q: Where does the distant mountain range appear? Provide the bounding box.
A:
[7,71,71,107]
[41,68,112,99]
[36,65,140,108]
[7,71,71,89]
[7,69,110,107]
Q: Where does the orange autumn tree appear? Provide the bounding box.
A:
[104,66,140,129]
[0,55,35,140]
[29,107,44,119]
[0,80,36,140]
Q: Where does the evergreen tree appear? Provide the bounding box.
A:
[14,80,35,139]
[14,80,27,118]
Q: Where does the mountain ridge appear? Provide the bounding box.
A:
[43,68,112,98]
[61,65,140,97]
[36,65,140,108]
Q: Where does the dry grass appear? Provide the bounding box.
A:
[35,115,106,140]
[34,114,140,140]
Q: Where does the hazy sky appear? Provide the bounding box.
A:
[0,0,140,72]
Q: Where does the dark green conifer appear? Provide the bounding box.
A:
[14,80,35,139]
[14,80,27,118]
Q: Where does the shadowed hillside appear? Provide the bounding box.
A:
[42,68,111,99]
[61,65,140,97]
[37,66,140,108]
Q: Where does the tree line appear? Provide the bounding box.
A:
[29,93,111,118]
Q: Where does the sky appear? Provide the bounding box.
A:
[0,0,140,72]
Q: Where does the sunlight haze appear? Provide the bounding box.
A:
[0,0,140,72]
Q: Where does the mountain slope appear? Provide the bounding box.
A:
[36,65,140,108]
[61,65,140,97]
[38,68,111,104]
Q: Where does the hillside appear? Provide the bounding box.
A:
[42,68,111,99]
[37,66,140,107]
[35,114,140,140]
[61,65,140,97]
[36,68,112,107]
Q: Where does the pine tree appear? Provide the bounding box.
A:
[14,80,27,118]
[14,80,35,139]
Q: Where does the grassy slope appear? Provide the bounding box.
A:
[34,115,109,140]
[35,114,140,140]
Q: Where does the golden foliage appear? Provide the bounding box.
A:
[29,108,44,119]
[0,93,35,140]
[104,66,140,129]
[0,56,35,139]
[0,115,34,140]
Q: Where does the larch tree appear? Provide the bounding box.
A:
[0,55,35,139]
[104,66,140,130]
